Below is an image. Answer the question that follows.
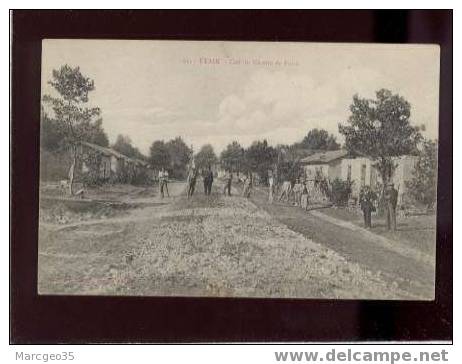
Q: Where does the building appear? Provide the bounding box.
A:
[340,156,377,197]
[340,155,418,202]
[300,149,418,205]
[300,149,349,181]
[79,141,150,181]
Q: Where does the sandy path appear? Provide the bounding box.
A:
[38,183,421,299]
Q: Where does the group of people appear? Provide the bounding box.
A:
[274,177,310,209]
[359,183,398,231]
[159,166,203,199]
[185,168,253,199]
[162,164,399,232]
[186,166,215,198]
[271,173,400,232]
[186,167,232,198]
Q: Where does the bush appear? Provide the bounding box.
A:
[131,169,152,186]
[81,171,105,187]
[405,139,438,209]
[329,178,353,206]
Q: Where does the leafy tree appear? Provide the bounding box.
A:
[43,65,101,195]
[113,134,145,160]
[220,141,244,174]
[89,119,109,147]
[330,178,354,206]
[406,139,438,208]
[339,89,422,188]
[275,145,304,183]
[166,137,192,179]
[149,140,171,171]
[244,139,277,185]
[298,128,340,150]
[195,144,218,170]
[40,106,62,152]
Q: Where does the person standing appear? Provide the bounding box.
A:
[300,179,309,210]
[359,186,376,229]
[204,166,214,195]
[223,171,232,196]
[278,180,292,203]
[384,183,398,231]
[202,168,208,195]
[187,168,197,198]
[159,168,169,198]
[163,169,169,197]
[268,173,274,203]
[158,168,165,198]
[293,177,303,206]
[242,173,253,198]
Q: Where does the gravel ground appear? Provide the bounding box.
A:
[38,184,418,299]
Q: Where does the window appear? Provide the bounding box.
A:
[347,164,352,182]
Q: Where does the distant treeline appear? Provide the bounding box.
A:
[41,110,341,183]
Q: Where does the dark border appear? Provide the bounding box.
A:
[10,10,453,343]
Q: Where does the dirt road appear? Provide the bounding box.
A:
[247,186,435,299]
[38,182,428,299]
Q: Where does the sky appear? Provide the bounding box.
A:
[41,40,440,155]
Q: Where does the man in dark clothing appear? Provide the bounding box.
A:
[202,169,208,194]
[203,166,214,195]
[359,186,376,229]
[385,183,398,231]
[223,171,232,196]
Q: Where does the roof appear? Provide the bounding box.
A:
[300,149,349,165]
[81,141,129,160]
[133,158,149,167]
[82,141,150,166]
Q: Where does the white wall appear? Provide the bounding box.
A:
[389,156,418,202]
[341,156,417,201]
[341,157,375,197]
[303,164,329,180]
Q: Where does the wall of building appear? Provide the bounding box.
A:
[303,164,330,180]
[328,159,343,180]
[341,156,417,202]
[110,155,118,173]
[389,156,418,203]
[100,155,112,179]
[340,157,375,197]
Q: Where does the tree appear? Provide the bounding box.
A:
[40,106,62,152]
[195,144,218,170]
[299,128,340,150]
[339,89,422,189]
[244,139,277,185]
[220,141,244,174]
[275,144,303,183]
[166,137,192,179]
[113,134,145,160]
[149,140,171,171]
[406,139,438,209]
[89,119,109,147]
[43,65,101,195]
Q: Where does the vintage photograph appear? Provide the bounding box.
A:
[38,40,440,300]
